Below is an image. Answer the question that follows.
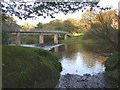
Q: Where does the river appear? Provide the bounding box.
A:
[51,43,105,76]
[50,43,109,88]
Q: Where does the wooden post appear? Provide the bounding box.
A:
[16,32,21,46]
[39,34,44,45]
[54,34,58,44]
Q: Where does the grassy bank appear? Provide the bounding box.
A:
[2,46,62,88]
[60,35,83,44]
[105,52,119,87]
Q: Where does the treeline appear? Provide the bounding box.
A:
[34,11,93,34]
[35,19,79,33]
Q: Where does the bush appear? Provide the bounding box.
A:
[82,28,118,53]
[105,52,119,87]
[2,46,62,88]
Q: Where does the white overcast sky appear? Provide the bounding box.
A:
[13,0,120,26]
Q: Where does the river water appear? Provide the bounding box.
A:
[51,43,105,76]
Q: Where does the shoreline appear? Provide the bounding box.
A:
[8,43,63,51]
[56,72,112,88]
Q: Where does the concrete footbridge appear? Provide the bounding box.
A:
[7,30,69,45]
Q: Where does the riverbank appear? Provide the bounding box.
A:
[56,73,112,88]
[56,73,114,88]
[2,46,62,88]
[60,35,83,44]
[104,52,119,88]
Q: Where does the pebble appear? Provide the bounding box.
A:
[56,73,112,88]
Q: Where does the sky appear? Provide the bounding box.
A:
[13,0,120,26]
[14,9,84,26]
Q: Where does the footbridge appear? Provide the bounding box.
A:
[7,30,69,45]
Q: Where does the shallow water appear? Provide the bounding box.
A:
[51,43,105,75]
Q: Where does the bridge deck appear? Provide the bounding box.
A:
[7,30,69,34]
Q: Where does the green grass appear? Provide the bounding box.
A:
[60,35,83,44]
[2,46,62,88]
[9,35,39,44]
[105,52,119,87]
[0,46,2,89]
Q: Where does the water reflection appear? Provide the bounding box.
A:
[51,43,105,75]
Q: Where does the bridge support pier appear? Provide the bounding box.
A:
[54,34,58,44]
[39,34,44,45]
[54,47,58,53]
[64,34,67,40]
[16,32,21,46]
